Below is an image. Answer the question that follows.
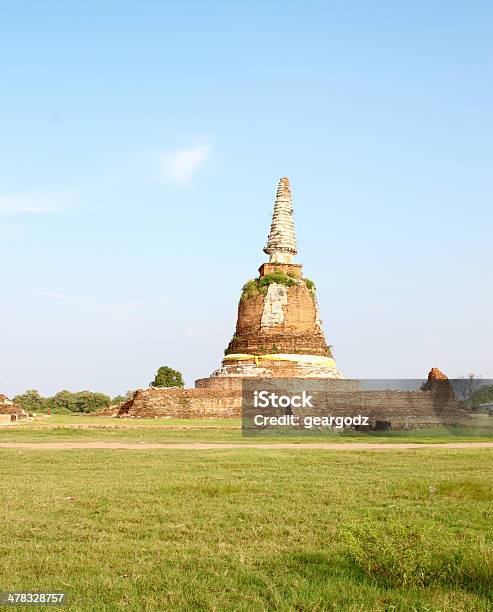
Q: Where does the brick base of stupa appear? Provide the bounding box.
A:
[118,368,464,427]
[195,355,343,389]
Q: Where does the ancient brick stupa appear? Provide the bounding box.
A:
[119,179,463,422]
[196,177,343,388]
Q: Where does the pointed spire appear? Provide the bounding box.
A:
[263,177,298,263]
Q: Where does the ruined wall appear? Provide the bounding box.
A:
[0,395,25,417]
[292,389,461,425]
[119,387,242,419]
[120,383,464,426]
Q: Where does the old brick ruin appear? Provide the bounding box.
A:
[119,387,241,419]
[0,394,27,424]
[116,178,467,427]
[242,371,465,428]
[119,368,465,427]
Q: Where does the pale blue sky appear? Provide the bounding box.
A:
[1,1,492,397]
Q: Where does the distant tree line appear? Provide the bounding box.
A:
[13,365,184,414]
[13,389,133,414]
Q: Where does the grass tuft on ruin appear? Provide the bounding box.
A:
[240,272,317,301]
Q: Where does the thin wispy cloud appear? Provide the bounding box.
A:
[159,144,211,183]
[0,193,60,215]
[34,291,91,305]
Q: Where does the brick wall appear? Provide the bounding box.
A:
[242,380,462,426]
[120,382,465,425]
[119,387,242,419]
[258,263,303,279]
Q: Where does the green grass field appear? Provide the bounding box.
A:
[1,416,492,610]
[0,448,492,611]
[1,414,492,444]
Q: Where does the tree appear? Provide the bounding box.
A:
[110,392,135,406]
[13,390,46,413]
[151,366,184,388]
[73,391,111,413]
[470,384,493,410]
[453,374,483,411]
[49,390,74,412]
[49,390,111,413]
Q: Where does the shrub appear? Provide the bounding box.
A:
[240,279,260,301]
[471,384,493,409]
[343,519,493,596]
[258,271,296,289]
[304,278,316,291]
[49,390,112,413]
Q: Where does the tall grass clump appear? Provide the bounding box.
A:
[343,519,493,598]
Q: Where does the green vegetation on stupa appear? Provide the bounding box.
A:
[240,272,316,301]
